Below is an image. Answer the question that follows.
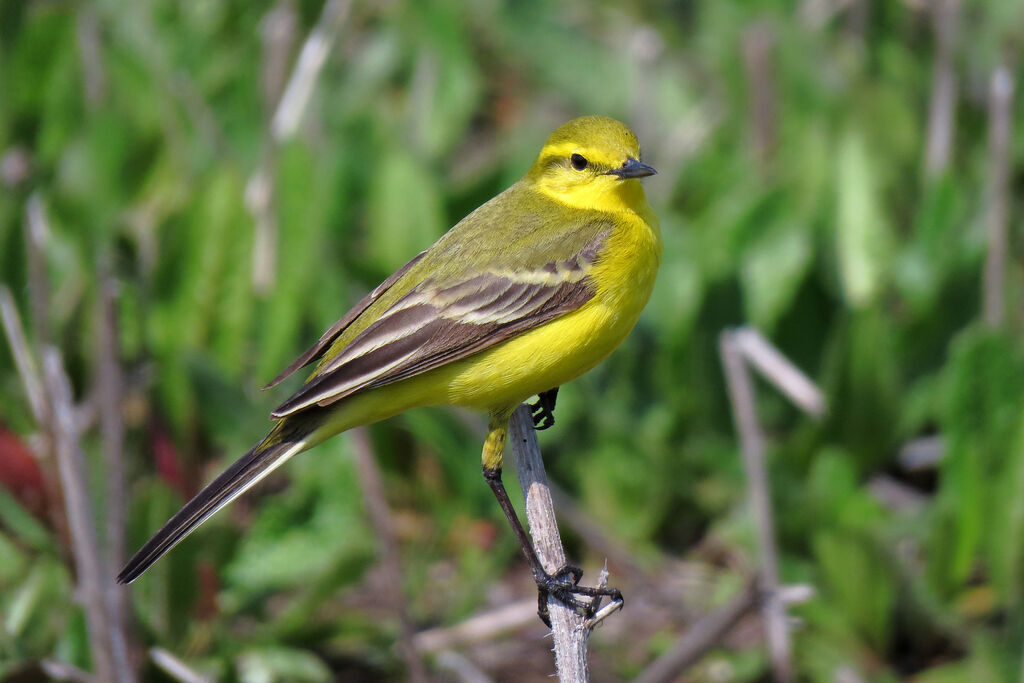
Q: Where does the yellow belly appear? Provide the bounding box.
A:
[443,299,630,409]
[441,210,659,410]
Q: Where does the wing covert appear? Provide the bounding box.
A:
[262,250,428,389]
[270,228,609,418]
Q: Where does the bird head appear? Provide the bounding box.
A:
[526,116,656,210]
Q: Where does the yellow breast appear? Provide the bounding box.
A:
[442,206,661,411]
[315,189,661,438]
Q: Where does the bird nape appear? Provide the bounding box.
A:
[119,115,661,625]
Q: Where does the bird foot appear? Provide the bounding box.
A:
[535,563,623,627]
[530,388,559,430]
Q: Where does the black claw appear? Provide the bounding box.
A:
[533,564,623,625]
[530,388,559,430]
[554,563,583,585]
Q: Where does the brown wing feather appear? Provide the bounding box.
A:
[270,230,608,418]
[262,250,428,389]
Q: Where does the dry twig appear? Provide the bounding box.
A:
[149,647,212,683]
[350,427,429,683]
[271,0,351,141]
[720,333,792,682]
[247,0,298,295]
[44,349,134,683]
[923,0,959,177]
[1,277,72,555]
[414,600,538,652]
[728,328,826,417]
[742,23,778,172]
[983,64,1014,328]
[720,327,827,683]
[4,198,135,680]
[508,405,619,682]
[41,659,97,683]
[75,7,107,108]
[0,286,47,424]
[898,435,944,471]
[633,580,758,683]
[25,193,51,345]
[95,259,132,661]
[248,0,350,293]
[432,650,495,683]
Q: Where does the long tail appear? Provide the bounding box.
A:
[117,412,323,584]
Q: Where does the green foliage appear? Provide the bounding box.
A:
[2,0,1024,679]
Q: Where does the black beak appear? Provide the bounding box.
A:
[606,157,657,179]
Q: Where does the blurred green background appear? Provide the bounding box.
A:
[2,0,1024,680]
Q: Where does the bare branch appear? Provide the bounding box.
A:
[44,348,134,683]
[432,650,495,683]
[350,427,429,683]
[150,647,213,683]
[742,23,778,172]
[867,475,928,513]
[508,405,615,682]
[75,7,107,109]
[731,328,826,418]
[414,600,538,652]
[245,167,278,295]
[247,0,298,295]
[633,580,758,683]
[898,435,944,471]
[983,64,1014,328]
[777,583,816,607]
[95,257,133,667]
[581,564,621,629]
[25,193,51,345]
[923,0,959,177]
[0,286,47,424]
[3,236,73,549]
[271,0,352,141]
[720,331,793,683]
[259,1,298,113]
[96,264,126,558]
[834,664,870,683]
[625,26,663,153]
[1,146,32,189]
[41,659,97,683]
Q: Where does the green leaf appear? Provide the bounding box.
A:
[222,440,373,600]
[236,646,332,683]
[937,436,981,587]
[813,529,895,651]
[4,559,69,652]
[987,413,1024,608]
[942,328,1024,450]
[365,148,445,273]
[0,489,55,554]
[741,222,812,330]
[835,129,891,307]
[256,140,337,382]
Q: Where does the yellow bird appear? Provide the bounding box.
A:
[119,115,661,620]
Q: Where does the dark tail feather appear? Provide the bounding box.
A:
[117,419,315,584]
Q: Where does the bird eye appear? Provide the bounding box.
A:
[570,154,588,171]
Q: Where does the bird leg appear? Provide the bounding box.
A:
[481,412,622,626]
[529,387,559,430]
